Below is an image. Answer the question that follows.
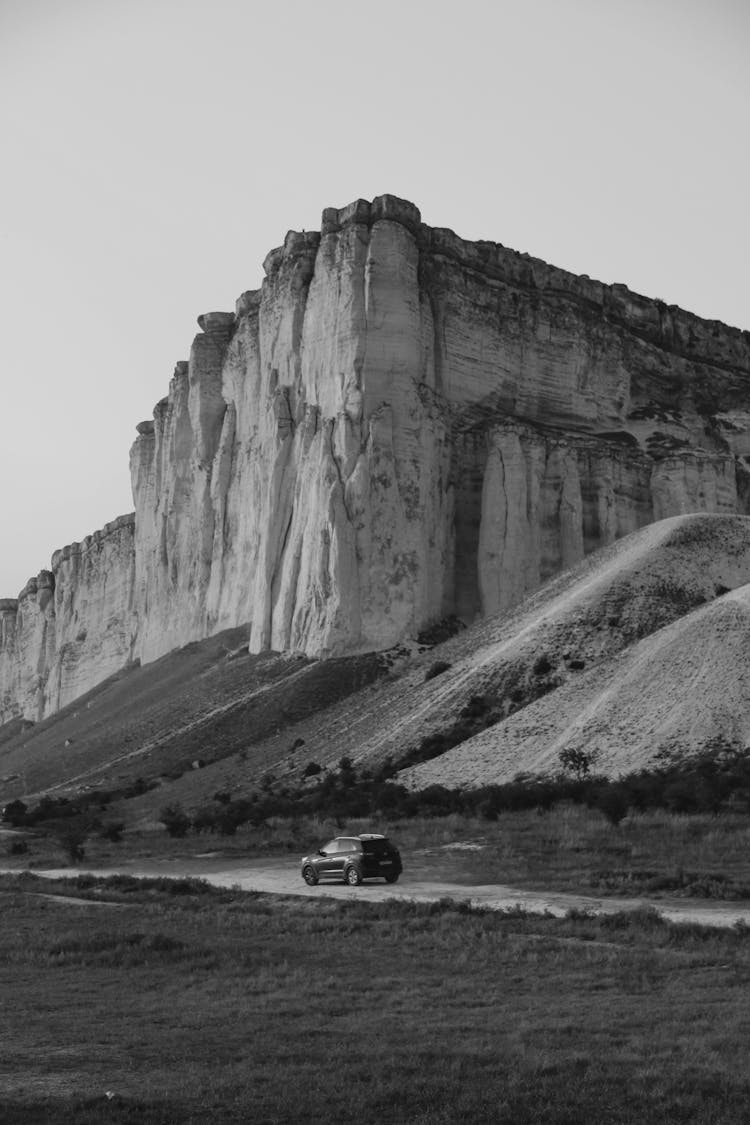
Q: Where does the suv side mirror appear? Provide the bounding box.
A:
[318,849,326,857]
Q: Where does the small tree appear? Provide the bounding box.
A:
[159,803,191,838]
[2,799,27,827]
[99,820,125,843]
[596,785,629,826]
[55,818,90,863]
[559,747,599,781]
[215,801,251,836]
[338,756,356,789]
[192,806,219,834]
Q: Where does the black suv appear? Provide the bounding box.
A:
[301,834,402,886]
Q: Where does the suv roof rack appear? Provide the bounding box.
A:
[357,833,385,840]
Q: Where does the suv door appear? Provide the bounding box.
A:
[316,839,342,878]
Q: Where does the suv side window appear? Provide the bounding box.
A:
[341,838,360,852]
[322,839,339,855]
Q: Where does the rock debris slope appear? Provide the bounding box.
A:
[2,195,750,722]
[235,513,750,787]
[405,582,750,788]
[394,514,750,786]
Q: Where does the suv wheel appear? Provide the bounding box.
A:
[302,866,318,886]
[345,866,362,886]
[384,873,399,884]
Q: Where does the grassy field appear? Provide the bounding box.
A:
[3,872,750,1124]
[389,806,750,898]
[9,804,750,902]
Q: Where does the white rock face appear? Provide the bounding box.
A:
[48,515,137,714]
[0,517,136,722]
[2,194,750,721]
[476,425,737,617]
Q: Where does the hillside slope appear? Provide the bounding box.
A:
[115,513,750,818]
[0,627,382,804]
[4,513,750,815]
[279,512,750,782]
[402,583,750,788]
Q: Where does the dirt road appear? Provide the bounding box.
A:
[7,856,750,929]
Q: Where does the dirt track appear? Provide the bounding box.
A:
[7,856,750,929]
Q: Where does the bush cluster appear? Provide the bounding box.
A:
[9,738,750,850]
[120,740,750,839]
[2,793,126,861]
[247,741,750,827]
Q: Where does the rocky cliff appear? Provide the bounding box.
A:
[2,195,750,722]
[0,516,136,722]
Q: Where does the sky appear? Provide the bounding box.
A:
[1,0,748,598]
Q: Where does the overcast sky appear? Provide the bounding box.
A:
[1,0,748,598]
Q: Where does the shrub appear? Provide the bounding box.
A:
[594,785,629,826]
[477,797,499,821]
[8,839,28,855]
[159,803,191,838]
[533,654,552,676]
[99,821,125,842]
[54,818,90,863]
[303,761,322,778]
[2,799,27,827]
[215,800,252,836]
[425,660,452,682]
[192,806,218,834]
[461,695,491,719]
[25,796,75,826]
[375,755,396,781]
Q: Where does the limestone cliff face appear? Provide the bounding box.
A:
[475,425,737,619]
[0,517,136,722]
[131,194,748,664]
[2,194,750,721]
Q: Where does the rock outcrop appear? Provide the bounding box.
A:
[2,195,750,721]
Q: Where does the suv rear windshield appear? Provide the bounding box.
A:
[361,840,393,856]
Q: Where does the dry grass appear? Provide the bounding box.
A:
[382,806,750,897]
[2,873,750,1123]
